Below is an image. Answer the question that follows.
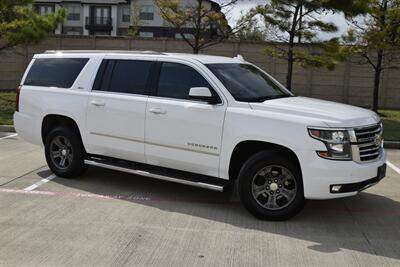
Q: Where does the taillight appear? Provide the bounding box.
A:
[16,85,21,112]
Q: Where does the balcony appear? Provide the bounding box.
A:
[85,17,113,32]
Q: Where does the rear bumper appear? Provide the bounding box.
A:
[296,149,387,200]
[14,112,42,146]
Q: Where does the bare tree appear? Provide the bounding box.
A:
[343,0,400,112]
[155,0,240,54]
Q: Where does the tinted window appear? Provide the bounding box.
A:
[93,60,115,92]
[157,62,210,100]
[108,60,152,95]
[24,58,88,88]
[92,60,108,91]
[207,64,292,102]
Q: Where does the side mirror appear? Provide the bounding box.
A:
[189,87,219,104]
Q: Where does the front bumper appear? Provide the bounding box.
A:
[296,149,387,200]
[329,163,386,194]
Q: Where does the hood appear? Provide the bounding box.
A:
[249,97,380,128]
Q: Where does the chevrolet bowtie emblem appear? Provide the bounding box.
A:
[375,134,383,147]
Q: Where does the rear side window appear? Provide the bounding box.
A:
[93,60,153,95]
[24,58,88,88]
[109,60,152,94]
[157,62,211,100]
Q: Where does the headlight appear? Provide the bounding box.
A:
[308,128,352,160]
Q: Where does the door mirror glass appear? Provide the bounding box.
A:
[189,87,218,104]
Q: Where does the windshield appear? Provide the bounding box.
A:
[206,63,293,102]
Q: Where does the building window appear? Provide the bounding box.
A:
[67,6,81,21]
[38,5,54,15]
[175,33,194,40]
[139,32,154,38]
[140,5,154,20]
[122,7,130,22]
[66,31,81,36]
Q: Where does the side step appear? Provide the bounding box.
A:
[84,158,229,192]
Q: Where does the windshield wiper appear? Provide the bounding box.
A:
[241,95,293,103]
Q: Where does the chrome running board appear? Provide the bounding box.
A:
[84,159,227,192]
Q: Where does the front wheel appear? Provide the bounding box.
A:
[238,151,305,221]
[44,127,87,178]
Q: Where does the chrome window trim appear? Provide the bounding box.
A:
[146,94,225,107]
[89,90,149,98]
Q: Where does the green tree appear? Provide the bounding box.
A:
[128,4,141,38]
[0,0,65,51]
[249,0,366,91]
[155,0,238,54]
[234,13,266,41]
[343,0,400,112]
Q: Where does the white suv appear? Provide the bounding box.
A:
[14,51,387,220]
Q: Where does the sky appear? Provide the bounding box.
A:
[225,0,350,40]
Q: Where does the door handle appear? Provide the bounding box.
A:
[149,108,167,115]
[90,100,106,107]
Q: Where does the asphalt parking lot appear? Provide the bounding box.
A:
[0,133,399,267]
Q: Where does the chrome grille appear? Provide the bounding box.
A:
[354,124,382,162]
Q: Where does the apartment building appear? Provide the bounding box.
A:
[132,0,220,38]
[34,0,220,37]
[35,0,130,36]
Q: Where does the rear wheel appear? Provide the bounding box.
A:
[45,127,87,178]
[238,151,305,221]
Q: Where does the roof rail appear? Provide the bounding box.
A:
[234,54,245,62]
[44,50,166,55]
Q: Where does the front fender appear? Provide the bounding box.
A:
[219,108,326,179]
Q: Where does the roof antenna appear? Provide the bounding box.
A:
[234,54,245,62]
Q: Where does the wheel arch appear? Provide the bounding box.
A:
[228,140,302,182]
[41,114,86,152]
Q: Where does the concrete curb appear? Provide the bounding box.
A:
[0,124,398,148]
[0,125,15,133]
[385,141,400,149]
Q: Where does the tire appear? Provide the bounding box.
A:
[238,150,305,221]
[44,126,87,178]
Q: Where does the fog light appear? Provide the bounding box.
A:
[331,185,342,192]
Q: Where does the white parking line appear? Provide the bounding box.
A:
[0,133,18,140]
[387,161,400,175]
[23,174,57,191]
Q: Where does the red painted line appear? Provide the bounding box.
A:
[1,187,400,215]
[0,188,152,201]
[0,187,234,204]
